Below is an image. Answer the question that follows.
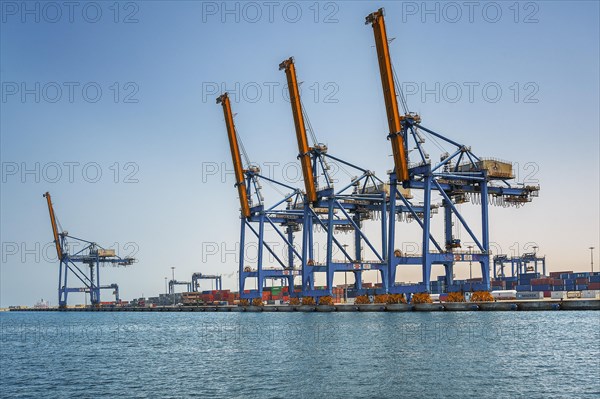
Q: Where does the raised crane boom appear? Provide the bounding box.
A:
[366,8,410,182]
[43,192,62,261]
[279,57,318,204]
[217,93,251,218]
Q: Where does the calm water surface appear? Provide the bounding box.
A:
[1,311,599,398]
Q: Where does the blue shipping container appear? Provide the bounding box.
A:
[531,285,551,291]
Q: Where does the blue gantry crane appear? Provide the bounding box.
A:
[218,8,540,300]
[217,93,304,299]
[365,8,539,294]
[168,279,192,294]
[191,272,222,291]
[494,253,546,278]
[279,57,398,298]
[43,192,135,307]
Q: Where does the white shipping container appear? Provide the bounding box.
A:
[491,290,517,300]
[581,290,600,299]
[550,291,567,300]
[567,291,582,299]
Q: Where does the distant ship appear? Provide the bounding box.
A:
[33,299,49,309]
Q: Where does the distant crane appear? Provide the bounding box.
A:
[191,273,222,291]
[43,192,135,307]
[168,280,192,294]
[494,253,546,278]
[84,284,120,302]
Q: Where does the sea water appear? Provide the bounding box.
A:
[1,311,599,398]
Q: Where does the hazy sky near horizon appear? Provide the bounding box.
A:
[1,1,598,306]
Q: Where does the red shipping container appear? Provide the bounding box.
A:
[532,278,554,285]
[576,278,589,284]
[543,291,551,298]
[588,282,600,290]
[550,271,572,278]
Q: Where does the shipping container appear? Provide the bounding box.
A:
[550,271,572,278]
[551,291,567,299]
[517,292,543,299]
[567,291,581,299]
[531,285,551,291]
[570,273,588,279]
[516,285,532,291]
[588,282,600,290]
[491,290,517,300]
[581,290,600,299]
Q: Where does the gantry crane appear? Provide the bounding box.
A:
[84,284,120,302]
[191,272,222,291]
[217,93,303,299]
[280,57,398,297]
[43,192,135,307]
[218,8,540,298]
[365,8,539,293]
[494,253,546,278]
[168,279,192,294]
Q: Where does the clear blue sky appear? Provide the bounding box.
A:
[1,1,598,306]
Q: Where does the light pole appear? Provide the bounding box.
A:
[171,267,175,305]
[468,245,473,280]
[590,247,595,273]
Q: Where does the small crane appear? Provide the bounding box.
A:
[191,273,222,291]
[43,192,135,307]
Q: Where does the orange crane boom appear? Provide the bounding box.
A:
[366,8,410,182]
[279,57,318,204]
[43,192,62,261]
[217,93,251,218]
